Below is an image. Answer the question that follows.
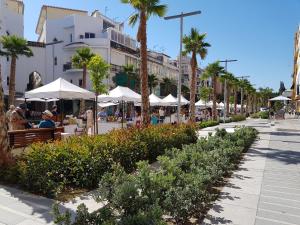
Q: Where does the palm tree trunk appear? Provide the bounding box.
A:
[189,53,197,122]
[0,64,13,167]
[226,86,230,115]
[139,10,150,125]
[212,75,217,120]
[234,89,237,115]
[8,56,16,106]
[80,65,87,113]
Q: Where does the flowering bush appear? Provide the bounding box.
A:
[11,124,196,197]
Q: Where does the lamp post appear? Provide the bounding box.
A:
[164,10,201,123]
[219,59,237,121]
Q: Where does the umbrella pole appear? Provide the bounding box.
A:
[95,95,98,135]
[60,99,63,126]
[122,100,124,128]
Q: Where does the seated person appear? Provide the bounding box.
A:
[38,110,55,128]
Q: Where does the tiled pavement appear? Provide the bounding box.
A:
[202,119,300,225]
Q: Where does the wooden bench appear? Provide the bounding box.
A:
[8,127,64,149]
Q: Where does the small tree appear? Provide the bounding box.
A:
[0,35,33,105]
[148,73,159,94]
[87,55,110,134]
[72,47,95,112]
[199,86,212,105]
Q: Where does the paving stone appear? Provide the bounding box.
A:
[256,208,300,225]
[258,201,300,217]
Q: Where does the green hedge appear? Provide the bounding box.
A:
[5,124,197,197]
[231,114,246,122]
[198,120,219,129]
[250,111,269,119]
[54,127,258,225]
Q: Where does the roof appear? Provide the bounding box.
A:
[36,5,88,35]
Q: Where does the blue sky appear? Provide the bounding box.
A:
[23,0,300,91]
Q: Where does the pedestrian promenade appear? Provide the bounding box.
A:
[202,118,300,225]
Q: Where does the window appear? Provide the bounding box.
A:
[79,35,84,39]
[6,31,10,36]
[54,57,57,66]
[79,79,83,87]
[7,76,9,86]
[85,32,95,39]
[70,79,73,83]
[6,56,9,62]
[70,34,73,42]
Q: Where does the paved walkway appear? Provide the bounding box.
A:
[202,118,300,225]
[1,118,299,225]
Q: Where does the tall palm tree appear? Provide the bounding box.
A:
[258,87,273,108]
[220,72,235,115]
[72,47,95,112]
[0,64,12,166]
[183,28,210,122]
[0,35,33,105]
[231,77,240,115]
[148,73,159,94]
[202,61,225,120]
[121,0,167,125]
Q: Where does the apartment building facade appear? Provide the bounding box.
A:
[1,1,209,103]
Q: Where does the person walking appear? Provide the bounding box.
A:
[6,105,15,131]
[85,107,94,135]
[159,107,165,123]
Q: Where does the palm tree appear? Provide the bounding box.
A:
[181,84,190,99]
[148,74,159,94]
[231,77,240,115]
[220,72,235,115]
[258,87,273,108]
[199,86,212,105]
[72,47,95,112]
[161,77,175,96]
[182,28,210,122]
[121,64,140,91]
[0,35,33,105]
[0,64,13,166]
[202,61,225,120]
[121,0,167,125]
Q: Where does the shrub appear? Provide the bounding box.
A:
[53,127,258,225]
[6,124,196,197]
[198,120,219,129]
[231,114,246,122]
[259,111,269,119]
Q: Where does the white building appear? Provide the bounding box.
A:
[0,0,46,99]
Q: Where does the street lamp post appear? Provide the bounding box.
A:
[164,10,201,123]
[219,59,237,121]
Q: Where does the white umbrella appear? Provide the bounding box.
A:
[177,95,190,105]
[98,102,117,108]
[25,78,95,99]
[149,93,165,106]
[269,95,291,101]
[16,97,59,102]
[218,102,225,108]
[98,86,141,102]
[162,94,178,105]
[195,99,206,107]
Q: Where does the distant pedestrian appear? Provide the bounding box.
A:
[85,107,94,135]
[159,107,165,123]
[151,112,159,125]
[6,105,15,131]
